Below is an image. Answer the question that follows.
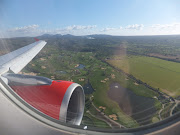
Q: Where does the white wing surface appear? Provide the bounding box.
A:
[0,40,46,74]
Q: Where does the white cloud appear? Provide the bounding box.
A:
[125,24,144,30]
[3,22,180,38]
[8,24,39,33]
[103,27,116,31]
[5,24,42,37]
[65,25,97,30]
[101,28,114,32]
[101,27,123,32]
[148,23,180,35]
[51,25,97,35]
[151,23,180,30]
[101,24,144,32]
[5,24,98,37]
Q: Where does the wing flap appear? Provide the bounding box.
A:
[0,40,46,74]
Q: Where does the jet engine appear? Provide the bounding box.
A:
[2,73,85,125]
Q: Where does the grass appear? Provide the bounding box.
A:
[89,69,139,128]
[152,117,159,123]
[83,112,111,128]
[113,71,158,98]
[154,99,162,110]
[161,103,175,119]
[107,55,180,97]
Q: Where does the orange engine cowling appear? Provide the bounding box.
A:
[3,73,85,125]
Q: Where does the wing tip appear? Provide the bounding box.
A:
[34,38,40,41]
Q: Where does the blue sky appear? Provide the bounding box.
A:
[1,0,180,37]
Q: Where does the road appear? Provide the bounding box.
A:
[87,110,112,128]
[158,104,165,120]
[170,100,180,116]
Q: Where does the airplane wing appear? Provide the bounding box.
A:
[0,40,47,75]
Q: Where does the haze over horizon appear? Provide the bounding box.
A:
[1,0,180,38]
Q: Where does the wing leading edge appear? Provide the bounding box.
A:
[0,40,47,75]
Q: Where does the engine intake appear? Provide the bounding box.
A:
[3,73,85,125]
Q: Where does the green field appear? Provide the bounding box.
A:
[107,55,180,97]
[82,113,111,128]
[89,70,139,128]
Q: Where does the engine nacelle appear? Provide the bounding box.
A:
[3,73,85,125]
